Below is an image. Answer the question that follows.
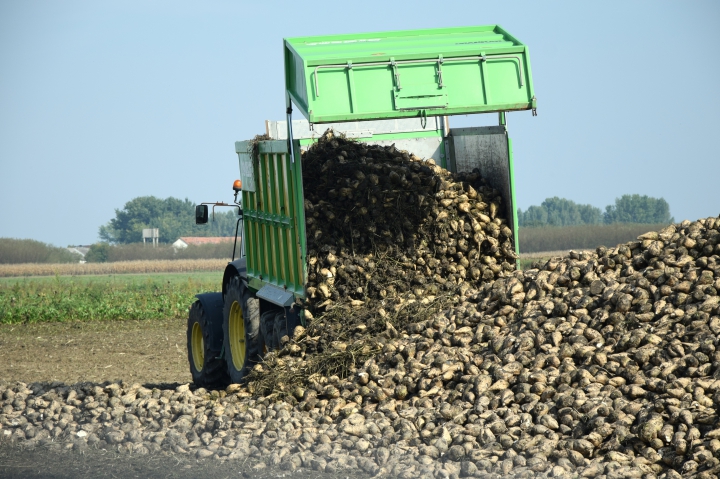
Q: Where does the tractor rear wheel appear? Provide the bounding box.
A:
[223,276,262,383]
[187,300,229,389]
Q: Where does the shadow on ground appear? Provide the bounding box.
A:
[0,443,369,479]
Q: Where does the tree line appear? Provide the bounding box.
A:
[97,194,673,248]
[84,242,235,263]
[0,238,82,264]
[99,196,238,244]
[518,194,673,228]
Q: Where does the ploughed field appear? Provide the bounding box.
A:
[1,133,719,478]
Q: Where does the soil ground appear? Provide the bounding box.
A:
[0,318,191,386]
[0,443,368,479]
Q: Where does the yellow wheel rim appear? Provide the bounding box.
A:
[228,301,246,370]
[191,322,204,372]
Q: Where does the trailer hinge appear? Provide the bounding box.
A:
[436,55,444,88]
[390,57,401,91]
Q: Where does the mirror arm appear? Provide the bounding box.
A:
[199,202,237,222]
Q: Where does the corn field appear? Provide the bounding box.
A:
[0,259,227,278]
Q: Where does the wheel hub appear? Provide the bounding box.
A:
[191,322,204,372]
[228,301,246,370]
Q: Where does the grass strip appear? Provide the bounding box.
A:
[0,274,220,324]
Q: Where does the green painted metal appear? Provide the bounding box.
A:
[284,25,535,123]
[507,136,520,263]
[236,140,307,297]
[501,109,518,263]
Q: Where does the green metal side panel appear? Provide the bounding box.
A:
[507,136,520,265]
[284,25,536,123]
[235,140,307,298]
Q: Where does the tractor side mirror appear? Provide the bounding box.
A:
[195,205,209,224]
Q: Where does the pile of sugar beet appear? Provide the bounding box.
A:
[2,131,718,479]
[245,131,720,478]
[248,129,518,393]
[291,130,517,351]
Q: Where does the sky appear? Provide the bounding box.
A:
[1,0,719,247]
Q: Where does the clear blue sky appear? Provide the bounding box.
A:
[1,0,718,247]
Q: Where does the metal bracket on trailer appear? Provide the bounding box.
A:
[256,284,295,308]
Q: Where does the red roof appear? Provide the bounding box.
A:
[177,237,235,245]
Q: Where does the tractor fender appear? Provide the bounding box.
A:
[222,257,248,297]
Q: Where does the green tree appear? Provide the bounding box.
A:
[604,194,673,224]
[85,242,111,263]
[578,204,603,225]
[99,196,238,244]
[518,197,603,227]
[518,205,548,227]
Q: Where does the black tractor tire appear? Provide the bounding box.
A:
[187,300,229,389]
[273,311,289,347]
[260,309,289,352]
[223,276,263,383]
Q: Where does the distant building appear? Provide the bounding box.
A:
[172,237,235,249]
[67,246,91,257]
[67,245,91,264]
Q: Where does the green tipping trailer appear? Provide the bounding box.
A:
[187,25,537,387]
[284,25,536,122]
